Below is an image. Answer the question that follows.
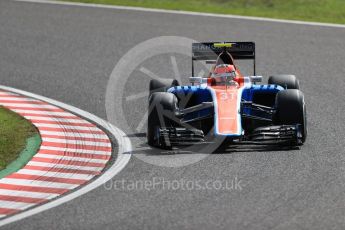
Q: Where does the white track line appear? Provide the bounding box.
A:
[33,153,108,164]
[0,85,132,227]
[33,123,99,130]
[0,97,42,102]
[0,103,57,109]
[16,169,95,180]
[0,201,36,210]
[0,92,17,96]
[14,0,345,28]
[0,189,58,199]
[39,146,111,155]
[39,131,109,139]
[41,138,111,147]
[25,116,90,123]
[0,179,79,189]
[12,110,75,116]
[26,161,104,171]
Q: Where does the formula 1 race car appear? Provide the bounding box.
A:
[147,42,307,149]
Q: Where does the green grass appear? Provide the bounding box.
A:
[0,106,38,170]
[63,0,345,24]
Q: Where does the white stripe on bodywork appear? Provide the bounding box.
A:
[205,80,251,136]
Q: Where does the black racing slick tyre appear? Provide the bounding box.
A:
[149,79,180,98]
[268,75,300,89]
[147,92,178,149]
[274,89,307,144]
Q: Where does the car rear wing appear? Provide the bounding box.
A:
[191,42,256,76]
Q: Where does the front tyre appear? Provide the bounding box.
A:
[274,89,307,144]
[147,92,179,149]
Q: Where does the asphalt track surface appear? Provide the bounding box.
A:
[1,0,345,229]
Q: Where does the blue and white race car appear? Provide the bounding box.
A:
[147,42,307,149]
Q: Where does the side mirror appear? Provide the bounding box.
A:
[189,77,203,86]
[249,76,263,83]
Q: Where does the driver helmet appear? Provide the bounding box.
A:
[211,64,238,87]
[212,64,236,78]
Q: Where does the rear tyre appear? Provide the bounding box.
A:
[149,79,180,98]
[147,92,178,149]
[268,75,299,89]
[274,89,307,144]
